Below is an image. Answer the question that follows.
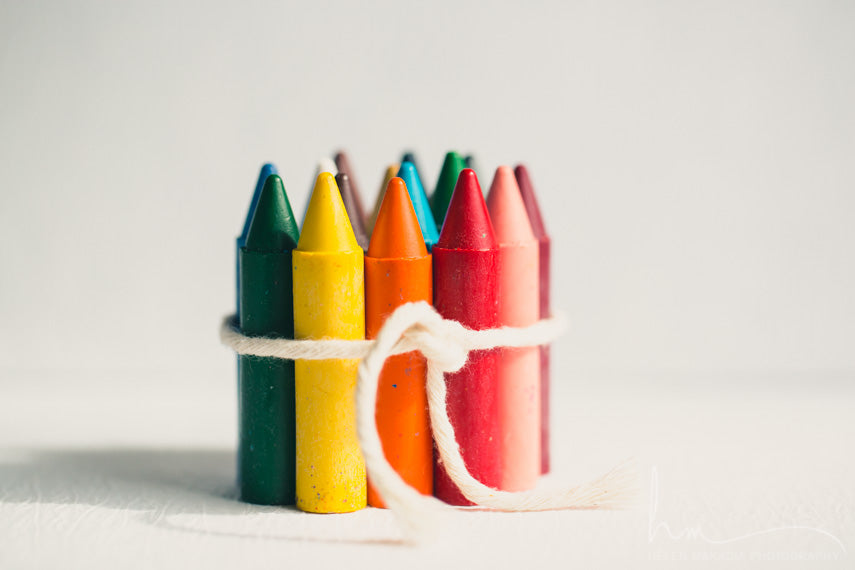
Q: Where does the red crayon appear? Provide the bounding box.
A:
[514,164,552,474]
[432,168,501,505]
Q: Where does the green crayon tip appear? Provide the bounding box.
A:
[430,151,467,225]
[245,175,300,252]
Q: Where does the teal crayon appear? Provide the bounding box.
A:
[397,161,439,249]
[238,174,299,504]
[236,163,277,318]
[401,151,423,179]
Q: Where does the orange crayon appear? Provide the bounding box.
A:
[486,166,541,491]
[365,177,433,507]
[367,164,399,232]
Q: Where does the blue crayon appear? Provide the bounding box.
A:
[397,161,439,250]
[236,163,277,318]
[401,151,423,179]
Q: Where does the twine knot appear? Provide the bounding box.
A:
[221,301,636,544]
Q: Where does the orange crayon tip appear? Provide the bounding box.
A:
[368,178,427,259]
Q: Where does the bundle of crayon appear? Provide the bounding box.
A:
[234,151,551,512]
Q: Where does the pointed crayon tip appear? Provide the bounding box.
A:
[298,172,359,252]
[487,166,536,245]
[244,174,300,252]
[401,151,422,175]
[239,163,278,242]
[436,169,497,251]
[334,150,366,223]
[367,164,400,232]
[431,151,468,225]
[335,172,370,250]
[397,161,439,249]
[368,177,428,259]
[513,164,547,238]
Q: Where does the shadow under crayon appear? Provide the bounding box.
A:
[0,448,403,546]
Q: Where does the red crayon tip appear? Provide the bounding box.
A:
[436,169,496,251]
[513,164,547,239]
[368,178,428,259]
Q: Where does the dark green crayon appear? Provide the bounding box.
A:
[238,174,299,505]
[430,151,467,226]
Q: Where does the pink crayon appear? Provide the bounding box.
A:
[487,166,541,491]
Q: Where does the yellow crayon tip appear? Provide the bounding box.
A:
[298,172,360,252]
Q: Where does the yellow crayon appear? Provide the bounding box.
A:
[293,172,366,513]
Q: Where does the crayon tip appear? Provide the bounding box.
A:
[400,151,422,176]
[436,169,497,251]
[239,163,278,242]
[334,150,366,223]
[335,172,370,250]
[397,161,439,249]
[298,172,360,253]
[486,166,536,245]
[244,174,300,252]
[430,151,468,225]
[368,177,427,259]
[513,164,547,239]
[367,164,400,232]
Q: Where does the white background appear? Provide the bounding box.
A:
[1,1,853,568]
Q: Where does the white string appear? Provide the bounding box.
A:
[221,302,637,543]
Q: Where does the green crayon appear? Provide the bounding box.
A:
[238,174,300,504]
[430,151,468,226]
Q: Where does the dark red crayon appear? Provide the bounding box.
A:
[334,150,367,228]
[514,164,552,474]
[432,168,501,505]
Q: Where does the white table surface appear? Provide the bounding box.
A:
[1,367,852,569]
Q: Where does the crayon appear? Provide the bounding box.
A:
[401,151,423,179]
[365,177,433,507]
[486,166,541,491]
[301,158,338,224]
[397,161,439,250]
[514,164,552,474]
[238,174,299,504]
[334,150,367,227]
[335,172,369,250]
[236,163,277,318]
[293,172,366,513]
[430,151,467,226]
[432,168,501,505]
[367,164,398,232]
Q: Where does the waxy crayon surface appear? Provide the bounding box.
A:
[238,174,299,505]
[397,161,439,250]
[514,164,552,475]
[430,151,467,226]
[334,150,367,228]
[367,164,399,232]
[365,177,433,507]
[335,172,369,250]
[432,168,501,505]
[293,172,366,513]
[487,166,541,491]
[236,163,277,317]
